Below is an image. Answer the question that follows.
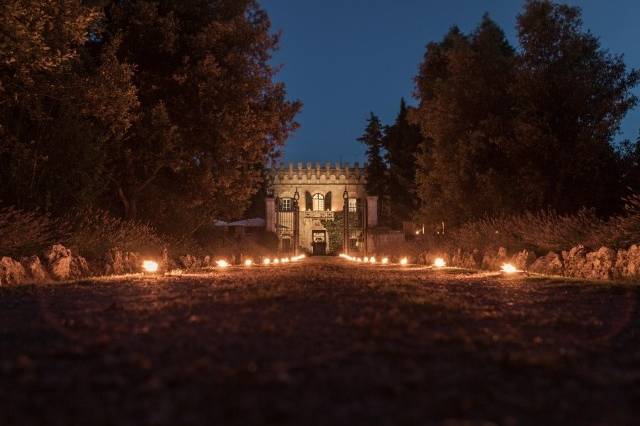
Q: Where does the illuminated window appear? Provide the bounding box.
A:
[312,193,324,211]
[279,198,292,211]
[348,198,357,212]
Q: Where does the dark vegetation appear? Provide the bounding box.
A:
[360,1,640,251]
[0,0,300,257]
[1,259,639,425]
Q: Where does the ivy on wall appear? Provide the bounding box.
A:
[321,212,343,254]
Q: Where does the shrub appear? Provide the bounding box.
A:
[68,209,163,260]
[0,206,68,257]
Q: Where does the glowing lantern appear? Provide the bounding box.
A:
[142,260,159,273]
[369,256,376,264]
[244,259,253,267]
[263,258,271,265]
[381,257,389,265]
[216,259,230,268]
[273,258,280,264]
[363,256,369,263]
[501,263,518,274]
[433,257,446,268]
[356,258,362,263]
[400,257,408,265]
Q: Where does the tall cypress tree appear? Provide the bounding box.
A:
[358,113,388,223]
[383,98,423,226]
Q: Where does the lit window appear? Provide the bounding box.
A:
[312,193,324,211]
[348,198,357,212]
[279,198,292,211]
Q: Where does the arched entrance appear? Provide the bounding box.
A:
[312,230,327,255]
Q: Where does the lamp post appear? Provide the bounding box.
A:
[343,187,349,256]
[293,187,300,256]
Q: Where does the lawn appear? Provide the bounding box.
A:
[1,258,639,425]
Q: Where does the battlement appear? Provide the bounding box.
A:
[270,162,366,185]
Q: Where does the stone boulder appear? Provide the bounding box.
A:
[584,247,616,280]
[614,245,640,280]
[44,244,73,280]
[179,254,201,270]
[511,249,537,270]
[70,256,91,279]
[481,247,508,270]
[104,248,125,275]
[0,257,27,286]
[451,248,481,269]
[562,245,589,278]
[20,255,49,283]
[529,252,564,276]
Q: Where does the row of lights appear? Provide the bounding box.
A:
[339,255,520,274]
[339,253,418,267]
[142,254,307,273]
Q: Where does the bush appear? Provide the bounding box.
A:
[0,206,68,257]
[439,200,640,255]
[68,209,163,260]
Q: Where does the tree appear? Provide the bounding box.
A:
[358,112,387,222]
[94,0,301,235]
[0,0,114,214]
[512,0,639,215]
[383,98,423,226]
[413,16,518,227]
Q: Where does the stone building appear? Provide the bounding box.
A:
[265,162,378,255]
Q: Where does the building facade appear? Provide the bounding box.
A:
[265,162,378,255]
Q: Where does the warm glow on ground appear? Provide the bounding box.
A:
[216,260,230,268]
[244,259,253,267]
[400,257,408,265]
[263,258,271,265]
[381,257,389,264]
[142,260,159,273]
[434,257,446,268]
[501,263,518,274]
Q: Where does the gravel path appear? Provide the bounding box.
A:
[1,257,639,425]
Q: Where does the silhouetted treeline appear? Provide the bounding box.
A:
[0,0,300,237]
[362,0,640,231]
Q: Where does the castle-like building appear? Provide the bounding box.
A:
[265,162,378,255]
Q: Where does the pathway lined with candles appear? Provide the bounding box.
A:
[1,256,638,425]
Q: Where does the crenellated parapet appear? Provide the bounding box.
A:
[269,162,366,185]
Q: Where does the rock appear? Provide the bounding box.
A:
[104,249,125,275]
[614,245,640,280]
[511,250,536,270]
[179,254,199,270]
[44,244,73,280]
[584,247,616,280]
[0,257,27,286]
[562,245,588,278]
[123,252,140,273]
[451,249,481,269]
[481,247,508,270]
[20,255,49,283]
[70,256,91,279]
[529,252,564,276]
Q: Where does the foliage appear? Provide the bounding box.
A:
[358,112,389,224]
[0,0,301,243]
[68,209,163,260]
[383,99,423,227]
[413,2,639,228]
[321,212,344,254]
[0,206,68,257]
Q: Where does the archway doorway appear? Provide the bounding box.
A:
[312,230,327,255]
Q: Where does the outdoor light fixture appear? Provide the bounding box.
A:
[216,259,230,268]
[370,256,376,264]
[263,258,271,265]
[501,263,518,274]
[273,258,280,264]
[400,257,408,266]
[244,259,253,267]
[363,256,369,263]
[142,260,159,273]
[433,258,446,268]
[381,257,389,264]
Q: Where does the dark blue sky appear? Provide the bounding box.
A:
[262,0,640,164]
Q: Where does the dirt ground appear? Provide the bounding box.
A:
[1,257,639,426]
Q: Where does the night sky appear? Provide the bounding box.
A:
[262,0,640,164]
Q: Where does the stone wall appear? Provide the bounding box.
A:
[426,244,640,282]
